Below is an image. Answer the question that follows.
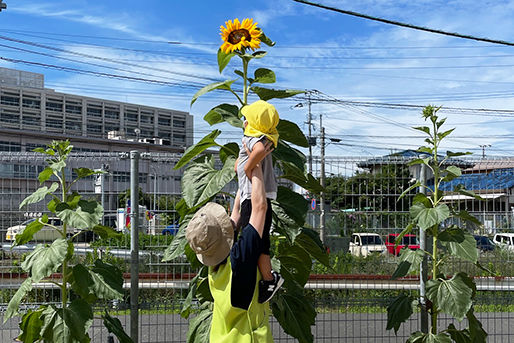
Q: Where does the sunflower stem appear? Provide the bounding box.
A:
[242,57,249,106]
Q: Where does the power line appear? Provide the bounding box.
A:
[294,0,514,47]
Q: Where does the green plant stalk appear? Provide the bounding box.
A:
[430,115,440,335]
[242,56,249,106]
[60,164,69,316]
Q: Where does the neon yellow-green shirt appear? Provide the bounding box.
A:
[209,260,273,343]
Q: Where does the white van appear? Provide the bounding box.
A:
[492,233,514,251]
[349,233,386,257]
[5,217,73,242]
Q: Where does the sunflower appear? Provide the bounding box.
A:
[220,18,261,54]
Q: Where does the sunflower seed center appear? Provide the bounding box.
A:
[228,29,251,44]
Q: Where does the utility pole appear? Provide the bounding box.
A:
[0,1,6,11]
[307,92,313,174]
[320,124,326,244]
[479,144,491,158]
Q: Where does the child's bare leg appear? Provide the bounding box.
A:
[258,253,273,281]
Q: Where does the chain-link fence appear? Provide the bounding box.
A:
[0,152,513,342]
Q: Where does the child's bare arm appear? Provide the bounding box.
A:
[243,140,274,179]
[230,189,241,230]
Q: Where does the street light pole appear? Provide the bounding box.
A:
[320,125,326,244]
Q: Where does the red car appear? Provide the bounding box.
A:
[385,233,420,256]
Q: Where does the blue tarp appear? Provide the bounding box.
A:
[439,168,514,191]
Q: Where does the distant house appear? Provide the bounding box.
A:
[357,149,474,181]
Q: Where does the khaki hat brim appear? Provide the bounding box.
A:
[190,202,234,266]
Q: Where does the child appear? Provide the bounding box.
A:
[234,99,283,303]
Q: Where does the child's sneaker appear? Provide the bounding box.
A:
[258,271,284,303]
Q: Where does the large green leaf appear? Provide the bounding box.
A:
[182,155,235,208]
[204,104,243,128]
[187,306,212,343]
[275,186,308,227]
[4,278,33,321]
[274,141,306,171]
[49,159,66,174]
[277,242,311,288]
[442,165,461,182]
[22,238,68,282]
[407,332,452,343]
[271,293,315,343]
[426,273,473,321]
[91,260,124,299]
[103,311,134,343]
[271,202,302,245]
[440,230,478,263]
[38,167,54,184]
[91,225,122,239]
[295,228,329,266]
[217,49,235,73]
[391,249,425,280]
[219,142,239,164]
[40,306,64,342]
[57,201,103,230]
[63,298,93,343]
[19,309,44,343]
[191,80,236,106]
[174,130,221,170]
[453,210,482,226]
[162,214,192,261]
[251,86,304,101]
[447,323,471,343]
[454,184,484,201]
[276,119,309,148]
[386,294,414,334]
[467,308,487,342]
[73,168,104,180]
[279,161,323,194]
[15,215,49,246]
[253,68,276,84]
[19,182,59,208]
[410,202,450,231]
[70,264,97,303]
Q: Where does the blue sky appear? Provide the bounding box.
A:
[2,0,514,159]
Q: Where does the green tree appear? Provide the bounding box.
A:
[162,19,328,343]
[386,106,487,342]
[4,140,132,343]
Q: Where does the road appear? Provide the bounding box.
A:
[1,312,512,342]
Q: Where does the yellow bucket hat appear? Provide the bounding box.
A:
[241,100,279,147]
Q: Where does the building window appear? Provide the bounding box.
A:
[141,110,154,124]
[158,116,171,126]
[173,119,185,128]
[87,122,103,134]
[1,91,20,106]
[87,102,103,117]
[65,119,82,131]
[65,99,82,115]
[0,141,22,152]
[22,112,41,126]
[0,108,20,124]
[22,94,41,109]
[105,104,120,120]
[125,109,138,122]
[105,124,120,133]
[46,99,63,112]
[46,118,63,129]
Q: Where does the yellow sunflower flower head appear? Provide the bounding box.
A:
[220,18,261,54]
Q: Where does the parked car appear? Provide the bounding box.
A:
[492,233,514,251]
[349,233,386,257]
[5,217,76,242]
[474,235,495,252]
[385,233,420,256]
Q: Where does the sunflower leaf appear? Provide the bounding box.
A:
[251,86,304,101]
[204,104,243,128]
[191,80,236,106]
[259,32,276,46]
[174,130,221,170]
[217,49,235,73]
[254,68,276,84]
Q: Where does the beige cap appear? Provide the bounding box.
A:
[185,202,234,266]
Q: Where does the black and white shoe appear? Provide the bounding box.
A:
[258,271,284,303]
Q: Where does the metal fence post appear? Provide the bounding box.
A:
[130,151,140,343]
[419,163,429,333]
